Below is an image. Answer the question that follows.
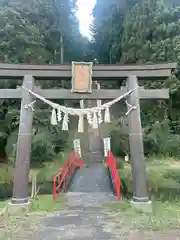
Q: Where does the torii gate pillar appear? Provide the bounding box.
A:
[126,75,151,207]
[10,75,35,206]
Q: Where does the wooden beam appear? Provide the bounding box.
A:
[0,88,169,100]
[0,62,176,70]
[0,62,176,80]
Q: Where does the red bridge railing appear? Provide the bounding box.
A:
[106,152,121,200]
[53,152,83,200]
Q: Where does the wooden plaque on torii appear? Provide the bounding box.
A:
[71,61,93,93]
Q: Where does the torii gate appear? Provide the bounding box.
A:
[0,62,176,208]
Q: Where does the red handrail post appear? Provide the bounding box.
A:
[106,151,121,201]
[53,151,84,201]
[58,173,60,197]
[53,176,57,200]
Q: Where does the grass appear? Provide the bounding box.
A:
[109,156,180,231]
[118,156,180,199]
[29,194,67,213]
[0,194,66,239]
[104,200,180,231]
[0,199,9,210]
[0,194,66,214]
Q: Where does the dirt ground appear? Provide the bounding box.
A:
[0,193,180,240]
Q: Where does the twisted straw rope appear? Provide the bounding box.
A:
[22,86,138,115]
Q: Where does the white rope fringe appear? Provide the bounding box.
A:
[51,108,57,125]
[98,110,103,124]
[104,107,110,123]
[57,108,62,122]
[62,112,69,130]
[78,99,84,132]
[92,112,98,129]
[87,112,93,125]
[78,115,84,132]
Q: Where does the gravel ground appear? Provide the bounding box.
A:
[3,202,180,240]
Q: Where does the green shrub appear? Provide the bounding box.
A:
[144,120,180,158]
[6,131,56,166]
[110,118,180,158]
[48,126,70,153]
[31,133,56,166]
[119,167,132,198]
[5,130,18,162]
[0,165,12,184]
[111,131,129,157]
[0,166,13,199]
[166,134,180,157]
[116,159,124,169]
[119,162,180,200]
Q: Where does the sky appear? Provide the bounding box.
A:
[76,0,96,39]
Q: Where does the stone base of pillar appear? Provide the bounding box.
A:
[131,200,152,213]
[7,201,30,216]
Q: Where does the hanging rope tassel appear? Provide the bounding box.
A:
[78,99,84,132]
[57,108,62,122]
[98,109,103,124]
[62,112,69,131]
[92,112,98,129]
[104,107,111,123]
[87,112,93,126]
[78,114,84,132]
[51,108,57,125]
[97,97,103,124]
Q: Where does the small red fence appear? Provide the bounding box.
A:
[53,152,83,200]
[106,152,121,200]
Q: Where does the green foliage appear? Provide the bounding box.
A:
[92,0,180,148]
[5,124,70,165]
[110,118,180,158]
[0,0,89,161]
[144,120,180,157]
[119,161,180,200]
[0,0,88,64]
[92,0,141,63]
[116,159,124,169]
[30,133,56,166]
[121,0,180,64]
[109,119,129,157]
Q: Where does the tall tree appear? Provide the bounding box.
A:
[121,0,180,123]
[91,0,142,63]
